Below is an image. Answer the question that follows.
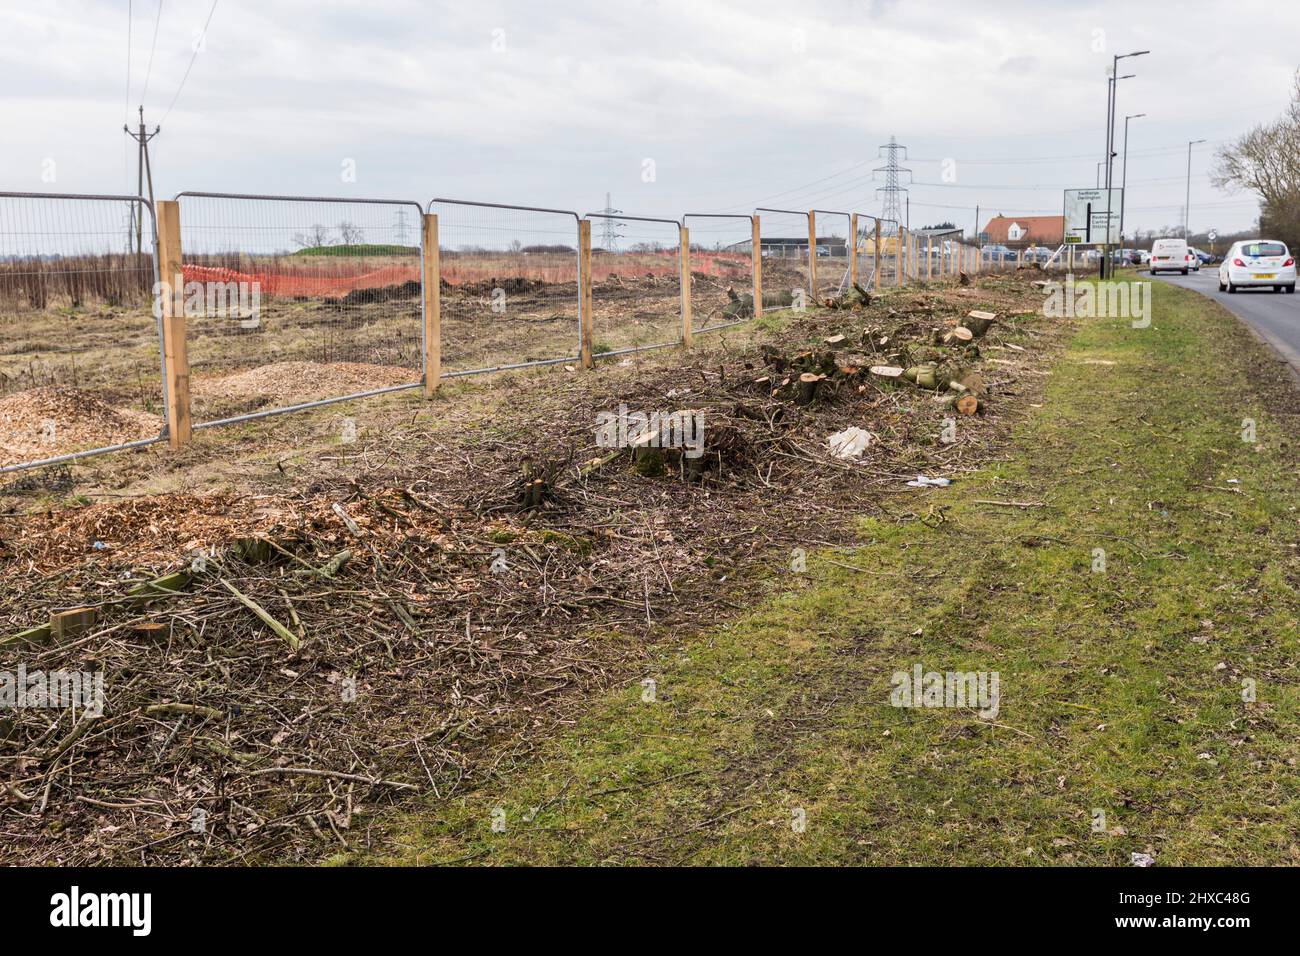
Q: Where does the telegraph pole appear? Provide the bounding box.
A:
[123,106,160,255]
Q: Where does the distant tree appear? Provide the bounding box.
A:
[293,224,334,248]
[337,221,364,245]
[1214,70,1300,248]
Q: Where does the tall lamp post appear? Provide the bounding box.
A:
[1104,50,1148,277]
[1119,112,1146,255]
[1185,139,1206,238]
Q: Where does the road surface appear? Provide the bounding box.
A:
[1151,269,1300,374]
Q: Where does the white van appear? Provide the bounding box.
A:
[1150,238,1195,275]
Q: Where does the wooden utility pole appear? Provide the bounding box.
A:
[123,106,160,255]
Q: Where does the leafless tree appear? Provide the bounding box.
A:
[1214,70,1300,247]
[292,224,335,249]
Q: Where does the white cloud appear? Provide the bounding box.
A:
[0,0,1294,232]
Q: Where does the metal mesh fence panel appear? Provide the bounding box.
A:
[0,192,164,472]
[587,214,682,356]
[811,210,851,302]
[682,214,753,333]
[755,208,811,311]
[878,220,900,286]
[853,215,879,289]
[175,193,423,426]
[429,199,580,376]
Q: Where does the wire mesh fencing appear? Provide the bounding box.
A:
[175,193,424,426]
[854,215,880,290]
[682,214,754,333]
[430,199,581,376]
[755,208,812,311]
[811,210,852,302]
[587,214,682,356]
[0,192,165,472]
[877,220,901,286]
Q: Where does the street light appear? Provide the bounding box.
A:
[1101,73,1134,272]
[1119,113,1146,252]
[1185,139,1206,238]
[1103,50,1149,276]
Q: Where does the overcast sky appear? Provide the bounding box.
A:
[2,0,1296,239]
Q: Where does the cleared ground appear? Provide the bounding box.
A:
[0,271,1055,864]
[359,278,1300,866]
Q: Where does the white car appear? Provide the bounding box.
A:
[1218,240,1296,293]
[1149,237,1197,275]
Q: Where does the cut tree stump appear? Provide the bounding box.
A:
[964,311,997,337]
[796,373,826,405]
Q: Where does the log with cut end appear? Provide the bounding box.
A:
[824,333,846,345]
[953,393,981,416]
[943,326,974,345]
[869,365,904,380]
[904,364,939,389]
[955,370,985,395]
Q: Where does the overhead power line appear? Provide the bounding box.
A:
[140,0,165,106]
[160,0,219,124]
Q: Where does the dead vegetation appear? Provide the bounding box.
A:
[0,271,1062,864]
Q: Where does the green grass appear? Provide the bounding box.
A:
[354,279,1300,866]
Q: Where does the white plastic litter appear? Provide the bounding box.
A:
[1130,852,1155,868]
[828,426,874,460]
[906,475,951,487]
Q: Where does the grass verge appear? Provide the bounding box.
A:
[354,278,1300,866]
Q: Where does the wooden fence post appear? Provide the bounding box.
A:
[579,219,593,368]
[156,199,190,449]
[896,228,904,288]
[849,213,858,288]
[752,216,762,319]
[680,224,692,347]
[807,211,817,301]
[422,213,441,395]
[873,218,882,291]
[926,236,933,280]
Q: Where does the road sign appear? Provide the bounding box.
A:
[1063,188,1122,245]
[1207,230,1217,241]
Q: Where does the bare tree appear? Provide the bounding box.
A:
[337,221,364,245]
[1214,70,1300,246]
[292,224,335,249]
